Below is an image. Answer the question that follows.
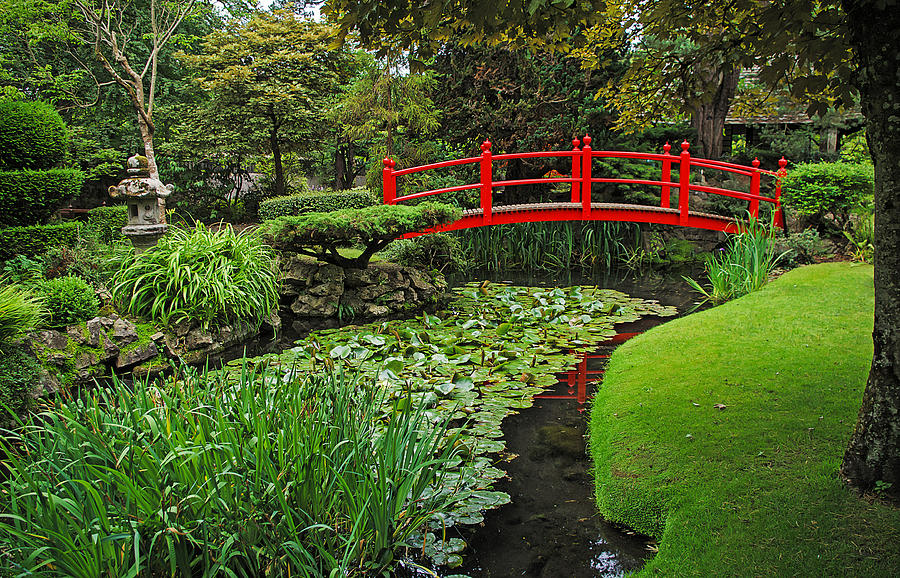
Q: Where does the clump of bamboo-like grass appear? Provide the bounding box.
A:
[110,222,279,330]
[0,362,463,577]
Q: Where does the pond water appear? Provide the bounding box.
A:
[227,265,702,577]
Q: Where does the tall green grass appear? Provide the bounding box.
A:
[684,217,787,304]
[0,364,463,577]
[0,277,42,349]
[110,222,279,330]
[455,221,639,272]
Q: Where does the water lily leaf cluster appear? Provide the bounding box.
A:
[241,282,675,568]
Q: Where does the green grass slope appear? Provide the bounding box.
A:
[590,262,900,576]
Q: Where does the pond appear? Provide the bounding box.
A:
[231,265,701,576]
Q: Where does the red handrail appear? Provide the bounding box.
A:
[381,136,787,232]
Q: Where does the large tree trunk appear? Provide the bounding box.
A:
[689,65,739,160]
[137,113,159,180]
[841,0,900,498]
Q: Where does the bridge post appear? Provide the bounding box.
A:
[749,158,761,219]
[774,156,788,229]
[571,138,581,203]
[678,141,690,225]
[382,158,397,204]
[581,135,592,216]
[480,140,493,225]
[661,142,672,208]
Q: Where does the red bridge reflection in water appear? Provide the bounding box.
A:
[537,332,642,412]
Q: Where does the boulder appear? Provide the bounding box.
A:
[116,342,159,368]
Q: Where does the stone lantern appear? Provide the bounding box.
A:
[108,154,173,253]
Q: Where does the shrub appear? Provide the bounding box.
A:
[0,345,38,424]
[86,205,128,242]
[261,202,462,269]
[0,254,43,284]
[39,275,98,328]
[0,99,68,170]
[781,162,874,232]
[41,244,102,286]
[258,187,376,220]
[110,222,279,329]
[0,221,81,261]
[777,228,829,266]
[0,365,462,576]
[0,280,42,347]
[381,232,469,273]
[0,168,86,226]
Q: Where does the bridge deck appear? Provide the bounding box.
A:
[460,202,732,222]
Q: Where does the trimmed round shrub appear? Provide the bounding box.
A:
[0,100,68,170]
[0,169,85,226]
[87,205,128,243]
[781,162,874,231]
[380,232,469,273]
[0,345,38,424]
[110,223,280,329]
[258,187,376,221]
[39,275,98,328]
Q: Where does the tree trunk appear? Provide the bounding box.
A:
[689,65,739,160]
[335,138,354,190]
[137,113,159,180]
[270,110,285,197]
[841,0,900,498]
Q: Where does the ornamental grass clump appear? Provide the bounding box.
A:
[0,363,462,577]
[685,216,788,305]
[0,278,42,347]
[110,222,279,329]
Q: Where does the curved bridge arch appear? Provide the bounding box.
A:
[382,136,788,235]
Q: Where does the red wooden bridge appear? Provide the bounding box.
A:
[382,136,787,233]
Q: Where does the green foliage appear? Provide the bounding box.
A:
[781,162,874,232]
[0,99,68,170]
[379,232,469,273]
[0,345,38,424]
[258,187,376,220]
[0,279,42,347]
[0,254,43,284]
[684,217,787,305]
[455,221,640,273]
[0,364,464,576]
[41,244,102,286]
[839,130,871,165]
[86,205,128,243]
[262,202,461,268]
[0,221,80,261]
[777,228,829,266]
[844,209,875,263]
[39,275,98,328]
[0,168,85,226]
[591,263,900,575]
[110,223,279,330]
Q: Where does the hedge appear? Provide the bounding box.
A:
[87,205,128,242]
[0,169,85,226]
[258,188,376,221]
[781,162,874,231]
[0,222,80,261]
[0,100,68,170]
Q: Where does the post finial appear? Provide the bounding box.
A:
[481,140,492,152]
[583,134,592,147]
[383,158,391,168]
[663,142,671,154]
[681,140,690,152]
[752,157,761,168]
[779,156,788,169]
[572,138,581,149]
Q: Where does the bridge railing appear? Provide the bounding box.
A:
[382,135,788,229]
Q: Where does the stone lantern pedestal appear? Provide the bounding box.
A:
[108,155,174,253]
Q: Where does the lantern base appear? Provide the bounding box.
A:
[122,224,168,254]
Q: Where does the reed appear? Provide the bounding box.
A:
[0,363,462,577]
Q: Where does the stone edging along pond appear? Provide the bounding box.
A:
[24,257,449,393]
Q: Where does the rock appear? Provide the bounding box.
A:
[85,318,104,347]
[32,368,60,398]
[33,330,69,350]
[364,304,390,317]
[99,315,117,329]
[116,342,159,368]
[314,264,345,285]
[150,332,165,342]
[112,319,138,345]
[101,335,120,360]
[357,282,393,301]
[185,328,214,350]
[281,255,318,285]
[74,351,98,370]
[290,294,336,318]
[172,319,192,337]
[67,325,87,345]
